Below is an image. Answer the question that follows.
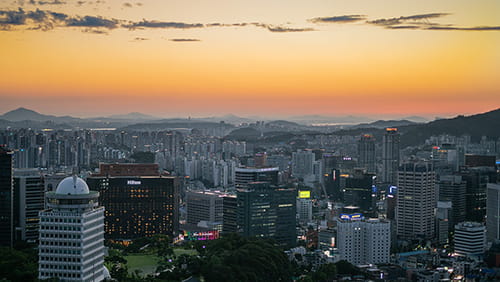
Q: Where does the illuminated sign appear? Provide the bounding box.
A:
[127,180,141,185]
[388,185,397,195]
[372,185,377,193]
[343,157,352,161]
[386,127,398,132]
[298,191,311,199]
[182,230,219,241]
[339,213,364,221]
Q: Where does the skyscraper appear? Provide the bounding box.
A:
[396,162,436,241]
[38,176,106,281]
[234,167,279,188]
[186,190,225,228]
[86,163,180,240]
[13,169,45,243]
[0,146,14,246]
[237,182,296,246]
[486,183,500,243]
[358,134,376,174]
[438,175,466,228]
[382,128,400,184]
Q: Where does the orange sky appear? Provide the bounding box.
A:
[0,0,499,118]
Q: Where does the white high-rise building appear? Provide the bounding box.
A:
[337,216,390,265]
[38,176,106,282]
[396,162,436,241]
[454,222,486,257]
[486,183,500,243]
[297,198,313,224]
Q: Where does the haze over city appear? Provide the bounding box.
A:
[1,0,499,118]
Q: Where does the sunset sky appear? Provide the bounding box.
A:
[1,0,499,118]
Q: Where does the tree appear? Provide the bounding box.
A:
[0,247,38,281]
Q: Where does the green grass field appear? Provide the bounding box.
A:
[125,254,159,276]
[173,248,198,256]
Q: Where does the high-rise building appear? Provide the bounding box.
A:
[436,201,452,245]
[396,162,436,241]
[86,163,179,240]
[358,134,376,174]
[461,167,496,222]
[13,169,45,243]
[292,150,315,178]
[234,167,279,188]
[237,182,296,246]
[382,128,400,184]
[38,176,106,281]
[222,194,237,234]
[454,222,486,257]
[337,216,390,265]
[186,190,225,229]
[486,183,500,243]
[0,146,14,246]
[343,170,376,215]
[438,175,466,228]
[297,191,313,224]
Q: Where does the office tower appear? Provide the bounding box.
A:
[186,190,225,229]
[0,146,14,246]
[237,182,296,246]
[486,183,500,243]
[324,169,342,201]
[38,176,105,281]
[358,134,376,174]
[337,216,390,265]
[454,222,486,257]
[234,167,279,188]
[382,128,400,184]
[292,150,315,178]
[13,169,45,243]
[343,170,376,215]
[222,194,237,234]
[438,175,466,227]
[297,191,313,224]
[436,201,452,245]
[396,162,436,241]
[86,163,179,240]
[461,167,496,222]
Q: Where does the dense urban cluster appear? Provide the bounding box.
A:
[1,113,500,281]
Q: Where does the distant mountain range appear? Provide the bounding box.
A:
[1,107,498,145]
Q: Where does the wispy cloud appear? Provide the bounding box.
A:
[29,0,66,5]
[264,24,315,33]
[367,13,449,29]
[309,15,366,24]
[367,13,500,31]
[123,2,133,8]
[124,20,203,29]
[134,37,148,41]
[169,38,201,42]
[426,25,500,31]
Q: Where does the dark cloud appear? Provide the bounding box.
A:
[265,25,315,32]
[29,0,66,5]
[169,38,200,42]
[0,8,50,25]
[124,20,203,29]
[133,37,148,40]
[66,15,118,28]
[367,13,449,28]
[309,15,366,24]
[367,13,500,32]
[123,2,132,8]
[76,1,85,6]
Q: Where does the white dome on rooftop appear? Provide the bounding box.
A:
[55,176,90,195]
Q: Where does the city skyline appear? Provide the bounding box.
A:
[1,0,499,117]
